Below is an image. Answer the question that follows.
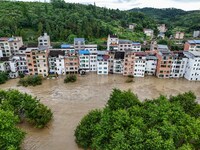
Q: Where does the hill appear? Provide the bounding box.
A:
[0,1,157,44]
[131,8,200,36]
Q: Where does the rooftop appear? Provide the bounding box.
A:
[74,38,85,42]
[132,42,141,45]
[61,44,73,49]
[79,50,90,55]
[119,39,132,44]
[49,50,65,57]
[187,40,200,44]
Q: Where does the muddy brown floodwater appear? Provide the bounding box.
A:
[0,73,200,150]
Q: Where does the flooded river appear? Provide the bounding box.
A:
[0,73,200,150]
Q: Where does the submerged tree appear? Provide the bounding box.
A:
[75,89,200,150]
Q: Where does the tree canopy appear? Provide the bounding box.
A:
[75,89,200,150]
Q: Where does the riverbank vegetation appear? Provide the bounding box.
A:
[0,89,53,149]
[18,75,43,87]
[0,72,9,84]
[64,74,77,83]
[75,89,200,149]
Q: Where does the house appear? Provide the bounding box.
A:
[184,51,200,81]
[74,38,85,51]
[38,33,51,48]
[55,55,65,75]
[144,29,154,39]
[97,51,109,75]
[145,53,158,75]
[132,42,141,52]
[175,32,184,40]
[108,52,115,73]
[193,31,200,38]
[85,45,98,71]
[157,24,167,33]
[0,57,9,72]
[11,55,27,74]
[60,44,75,55]
[48,50,65,74]
[184,40,200,52]
[170,51,187,78]
[65,55,79,74]
[79,50,90,71]
[107,34,119,51]
[134,52,146,77]
[156,45,173,78]
[129,23,137,30]
[25,48,38,76]
[113,51,125,74]
[118,39,132,51]
[123,52,135,76]
[0,36,23,57]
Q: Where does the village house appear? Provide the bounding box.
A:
[184,40,200,52]
[97,51,109,75]
[113,51,125,74]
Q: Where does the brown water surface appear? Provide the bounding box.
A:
[0,74,200,150]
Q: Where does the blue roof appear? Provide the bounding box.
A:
[8,38,14,42]
[61,44,72,49]
[79,50,90,55]
[188,40,200,44]
[74,38,85,42]
[97,51,107,55]
[132,42,141,45]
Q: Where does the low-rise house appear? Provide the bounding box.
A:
[144,29,154,39]
[184,51,200,81]
[134,52,146,77]
[107,34,119,51]
[184,40,200,52]
[193,31,200,38]
[132,42,141,52]
[118,39,132,51]
[97,51,109,75]
[74,38,85,51]
[157,24,167,33]
[175,32,184,40]
[113,52,125,74]
[38,33,51,48]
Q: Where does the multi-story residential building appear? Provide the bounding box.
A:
[193,31,200,38]
[107,34,119,51]
[65,55,79,74]
[60,44,75,55]
[0,37,23,57]
[55,55,65,75]
[38,33,51,48]
[145,53,158,75]
[79,50,90,71]
[35,48,49,77]
[184,40,200,52]
[132,42,141,52]
[134,52,146,77]
[175,32,184,39]
[123,52,135,76]
[157,24,167,33]
[48,50,65,74]
[85,44,98,71]
[170,51,187,78]
[113,52,125,74]
[97,51,109,75]
[74,38,85,51]
[156,45,173,78]
[11,55,27,74]
[9,60,18,78]
[184,51,200,81]
[118,40,132,51]
[25,48,38,76]
[108,52,115,73]
[144,29,154,39]
[85,44,97,53]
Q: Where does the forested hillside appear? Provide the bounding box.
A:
[131,8,200,34]
[0,1,157,43]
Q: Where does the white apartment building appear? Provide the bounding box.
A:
[9,61,19,78]
[55,55,65,75]
[79,50,90,71]
[184,51,200,81]
[184,40,200,52]
[170,52,187,78]
[97,51,109,75]
[134,52,146,77]
[118,40,132,51]
[86,45,98,72]
[38,33,51,48]
[11,55,27,74]
[145,55,157,75]
[107,34,119,51]
[193,31,200,38]
[132,42,141,52]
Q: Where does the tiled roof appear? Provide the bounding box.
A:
[79,50,90,55]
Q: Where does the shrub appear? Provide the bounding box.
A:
[125,78,134,83]
[64,74,77,83]
[0,72,9,84]
[18,75,42,87]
